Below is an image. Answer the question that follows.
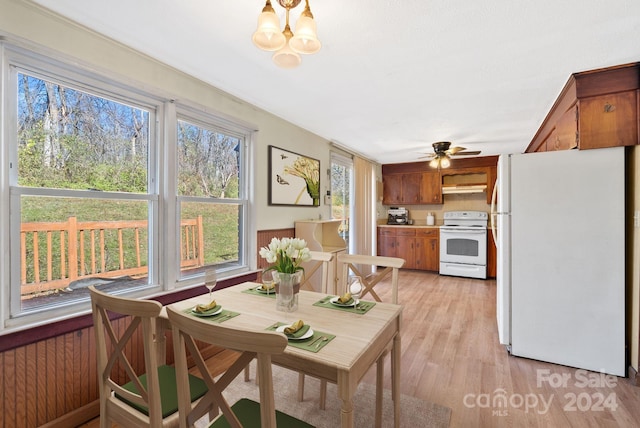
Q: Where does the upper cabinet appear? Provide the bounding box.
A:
[420,171,442,204]
[382,157,497,205]
[579,91,638,149]
[527,62,639,153]
[382,170,442,205]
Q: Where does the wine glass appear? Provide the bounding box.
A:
[348,276,363,306]
[205,268,217,302]
[262,270,274,294]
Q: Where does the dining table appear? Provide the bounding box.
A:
[161,281,403,428]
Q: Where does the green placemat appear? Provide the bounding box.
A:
[313,296,376,314]
[242,285,277,298]
[266,322,335,353]
[183,307,240,323]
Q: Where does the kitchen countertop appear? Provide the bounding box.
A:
[378,224,441,228]
[378,224,493,229]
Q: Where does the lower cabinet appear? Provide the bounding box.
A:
[378,227,439,272]
[415,229,439,271]
[487,229,497,278]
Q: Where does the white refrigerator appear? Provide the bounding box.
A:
[491,147,626,376]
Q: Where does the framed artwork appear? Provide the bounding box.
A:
[269,146,320,206]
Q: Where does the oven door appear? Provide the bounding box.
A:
[439,227,487,265]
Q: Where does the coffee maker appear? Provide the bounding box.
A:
[387,207,408,225]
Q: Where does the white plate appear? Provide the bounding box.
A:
[330,296,359,307]
[191,305,223,317]
[255,285,276,293]
[276,324,314,341]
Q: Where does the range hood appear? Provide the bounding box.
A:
[442,183,487,194]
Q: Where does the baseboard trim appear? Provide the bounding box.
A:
[39,400,99,428]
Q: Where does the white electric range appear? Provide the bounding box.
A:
[439,211,488,279]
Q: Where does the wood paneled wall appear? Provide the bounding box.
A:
[2,324,104,427]
[0,315,178,428]
[256,228,295,279]
[0,230,287,427]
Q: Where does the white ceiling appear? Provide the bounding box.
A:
[32,0,640,164]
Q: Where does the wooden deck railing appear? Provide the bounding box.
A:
[20,216,204,298]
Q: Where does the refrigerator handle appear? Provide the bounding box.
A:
[490,176,499,248]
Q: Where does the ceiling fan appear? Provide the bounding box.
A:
[420,141,481,168]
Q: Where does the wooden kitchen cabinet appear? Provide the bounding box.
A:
[527,62,639,153]
[382,173,403,205]
[382,171,438,205]
[550,105,578,150]
[579,91,638,149]
[419,171,443,204]
[487,227,497,278]
[377,226,439,271]
[378,227,398,258]
[395,228,417,269]
[401,173,422,204]
[414,228,439,271]
[382,157,497,205]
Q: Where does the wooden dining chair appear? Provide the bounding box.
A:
[339,253,405,421]
[338,253,405,304]
[299,250,334,293]
[89,285,208,428]
[167,305,314,428]
[299,253,405,413]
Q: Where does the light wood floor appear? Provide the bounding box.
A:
[365,270,640,427]
[82,271,640,427]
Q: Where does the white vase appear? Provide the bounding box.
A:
[273,271,301,312]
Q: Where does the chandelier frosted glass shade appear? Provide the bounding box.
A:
[272,30,302,68]
[252,8,287,51]
[290,14,321,54]
[429,155,451,169]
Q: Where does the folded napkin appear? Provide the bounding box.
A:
[284,319,310,338]
[337,292,353,305]
[194,300,217,313]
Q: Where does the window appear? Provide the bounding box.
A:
[12,68,157,317]
[176,111,249,279]
[1,44,253,328]
[330,152,353,250]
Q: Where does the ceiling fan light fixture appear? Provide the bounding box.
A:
[252,0,287,51]
[429,157,440,169]
[440,156,451,169]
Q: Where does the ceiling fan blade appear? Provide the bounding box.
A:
[450,150,481,156]
[447,146,467,155]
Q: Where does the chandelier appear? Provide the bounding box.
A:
[252,0,321,69]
